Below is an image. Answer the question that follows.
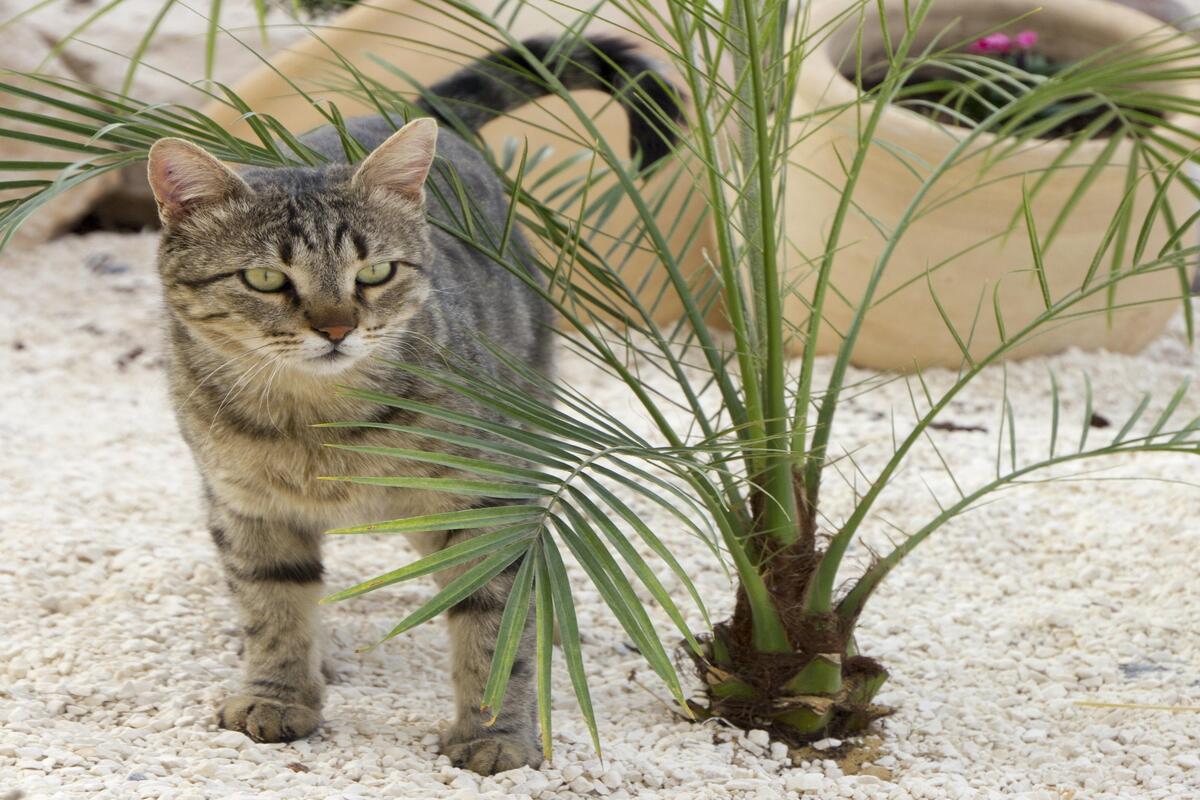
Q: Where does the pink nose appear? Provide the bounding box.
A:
[314,323,355,342]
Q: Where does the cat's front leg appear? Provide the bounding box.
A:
[209,511,325,743]
[438,529,541,774]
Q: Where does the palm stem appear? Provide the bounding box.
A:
[665,2,765,457]
[796,0,935,542]
[735,0,797,553]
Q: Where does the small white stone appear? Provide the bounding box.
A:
[726,779,766,790]
[560,764,583,782]
[785,772,824,792]
[449,774,477,790]
[746,729,771,748]
[601,768,622,788]
[211,731,246,748]
[770,741,790,761]
[811,738,841,751]
[523,771,550,793]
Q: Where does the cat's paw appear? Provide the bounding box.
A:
[217,695,320,743]
[441,732,543,775]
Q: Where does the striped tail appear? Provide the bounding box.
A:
[416,35,685,168]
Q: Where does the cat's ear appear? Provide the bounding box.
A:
[352,117,438,201]
[147,138,249,225]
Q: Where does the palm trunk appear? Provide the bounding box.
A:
[690,469,891,742]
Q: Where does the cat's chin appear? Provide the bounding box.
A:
[295,351,363,376]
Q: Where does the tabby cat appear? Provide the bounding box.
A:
[146,37,680,774]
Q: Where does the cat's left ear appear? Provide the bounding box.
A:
[147,138,250,226]
[352,117,438,202]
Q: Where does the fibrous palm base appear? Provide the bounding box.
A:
[687,480,891,743]
[687,620,891,744]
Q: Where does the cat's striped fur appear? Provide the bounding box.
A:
[147,36,681,774]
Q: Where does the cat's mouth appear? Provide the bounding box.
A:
[301,345,360,374]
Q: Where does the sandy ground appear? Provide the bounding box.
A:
[0,230,1198,800]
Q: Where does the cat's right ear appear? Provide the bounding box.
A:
[352,117,438,202]
[147,138,249,226]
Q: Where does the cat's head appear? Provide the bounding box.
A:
[147,118,438,376]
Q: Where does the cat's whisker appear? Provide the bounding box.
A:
[208,355,280,434]
[182,341,279,409]
[260,355,289,433]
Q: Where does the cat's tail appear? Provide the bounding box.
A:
[416,36,685,168]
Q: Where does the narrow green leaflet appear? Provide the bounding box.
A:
[550,511,686,709]
[322,524,538,604]
[324,443,555,483]
[373,540,530,645]
[319,475,549,500]
[567,486,704,652]
[541,536,600,757]
[325,505,544,535]
[533,547,555,759]
[480,549,536,721]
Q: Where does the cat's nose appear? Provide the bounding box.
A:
[313,321,356,342]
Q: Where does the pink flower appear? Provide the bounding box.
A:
[1014,30,1038,49]
[968,33,1012,55]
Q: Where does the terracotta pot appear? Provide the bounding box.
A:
[787,0,1199,370]
[199,0,711,327]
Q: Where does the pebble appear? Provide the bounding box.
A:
[786,773,825,792]
[600,769,623,788]
[211,731,247,748]
[746,729,771,748]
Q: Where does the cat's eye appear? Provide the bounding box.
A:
[241,268,289,293]
[356,261,396,286]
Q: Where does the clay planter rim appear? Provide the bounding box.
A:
[800,0,1200,165]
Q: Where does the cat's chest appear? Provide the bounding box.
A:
[193,424,456,530]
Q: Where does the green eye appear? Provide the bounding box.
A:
[241,268,288,292]
[356,262,396,286]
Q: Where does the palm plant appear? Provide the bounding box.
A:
[5,0,1200,757]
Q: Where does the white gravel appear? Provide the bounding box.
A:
[1,231,1199,799]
